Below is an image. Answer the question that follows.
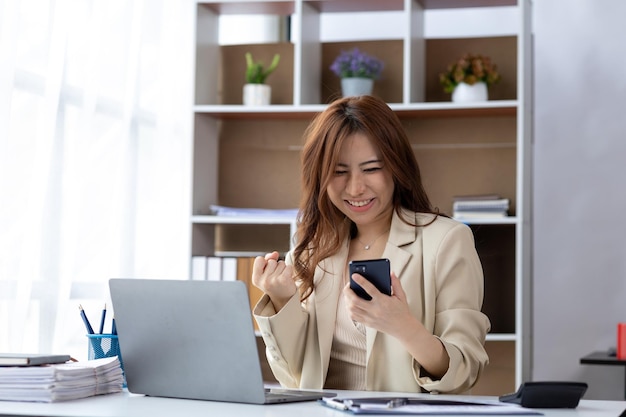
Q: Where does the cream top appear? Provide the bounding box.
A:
[324,290,367,390]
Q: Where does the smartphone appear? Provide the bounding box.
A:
[349,258,391,300]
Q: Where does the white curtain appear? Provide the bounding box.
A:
[0,0,193,359]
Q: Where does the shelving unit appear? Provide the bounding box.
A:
[191,0,531,396]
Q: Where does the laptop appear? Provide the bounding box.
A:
[109,278,333,404]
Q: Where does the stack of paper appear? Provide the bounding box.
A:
[209,204,299,218]
[0,356,123,403]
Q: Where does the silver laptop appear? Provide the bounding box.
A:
[109,278,332,404]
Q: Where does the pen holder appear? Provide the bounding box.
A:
[86,334,126,387]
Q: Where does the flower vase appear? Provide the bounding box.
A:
[243,84,271,105]
[341,77,374,97]
[451,82,488,103]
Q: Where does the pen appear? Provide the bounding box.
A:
[386,398,408,408]
[320,398,349,411]
[79,304,94,334]
[98,303,107,334]
[111,317,117,335]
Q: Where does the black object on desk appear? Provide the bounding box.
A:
[580,350,626,399]
[499,381,588,408]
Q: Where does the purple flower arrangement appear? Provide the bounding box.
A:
[330,48,384,80]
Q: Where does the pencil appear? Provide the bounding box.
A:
[79,304,95,334]
[98,303,107,334]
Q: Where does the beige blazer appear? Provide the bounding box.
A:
[254,210,491,394]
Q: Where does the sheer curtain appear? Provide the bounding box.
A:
[0,0,194,359]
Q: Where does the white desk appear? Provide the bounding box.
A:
[0,390,624,417]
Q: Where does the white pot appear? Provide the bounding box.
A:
[341,77,374,97]
[243,83,271,106]
[451,81,488,103]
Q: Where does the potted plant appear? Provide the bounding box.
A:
[330,47,384,97]
[439,53,500,103]
[243,52,280,105]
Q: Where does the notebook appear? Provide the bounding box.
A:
[108,278,332,404]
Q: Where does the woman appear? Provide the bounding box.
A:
[252,95,490,394]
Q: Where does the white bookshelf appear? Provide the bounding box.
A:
[190,0,532,395]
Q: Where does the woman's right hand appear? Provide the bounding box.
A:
[251,251,296,312]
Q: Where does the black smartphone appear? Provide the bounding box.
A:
[349,258,391,300]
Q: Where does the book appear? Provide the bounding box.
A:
[207,256,222,281]
[0,354,71,367]
[0,356,123,402]
[190,256,207,280]
[236,257,263,331]
[221,257,238,281]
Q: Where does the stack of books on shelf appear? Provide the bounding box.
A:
[191,255,264,283]
[0,356,123,403]
[452,194,510,219]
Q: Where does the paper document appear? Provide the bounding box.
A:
[319,396,542,415]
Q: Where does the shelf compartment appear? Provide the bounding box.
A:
[406,115,518,216]
[472,224,517,335]
[321,40,404,104]
[192,222,294,256]
[195,3,293,106]
[221,43,295,105]
[426,36,517,103]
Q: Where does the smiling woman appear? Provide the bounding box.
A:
[0,0,194,356]
[251,95,490,394]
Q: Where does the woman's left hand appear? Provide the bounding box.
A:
[344,271,419,338]
[344,270,449,379]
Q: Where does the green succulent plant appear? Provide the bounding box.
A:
[245,52,280,84]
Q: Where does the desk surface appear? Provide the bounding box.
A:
[0,390,624,417]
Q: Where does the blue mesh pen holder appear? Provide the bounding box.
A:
[86,334,126,387]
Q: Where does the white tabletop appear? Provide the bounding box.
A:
[0,390,624,417]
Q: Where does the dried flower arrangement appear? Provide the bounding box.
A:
[439,53,500,93]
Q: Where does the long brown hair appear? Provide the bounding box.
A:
[294,95,438,301]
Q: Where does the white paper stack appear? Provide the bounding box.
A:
[209,204,299,218]
[0,356,123,403]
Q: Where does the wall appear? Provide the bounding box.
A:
[533,0,626,400]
